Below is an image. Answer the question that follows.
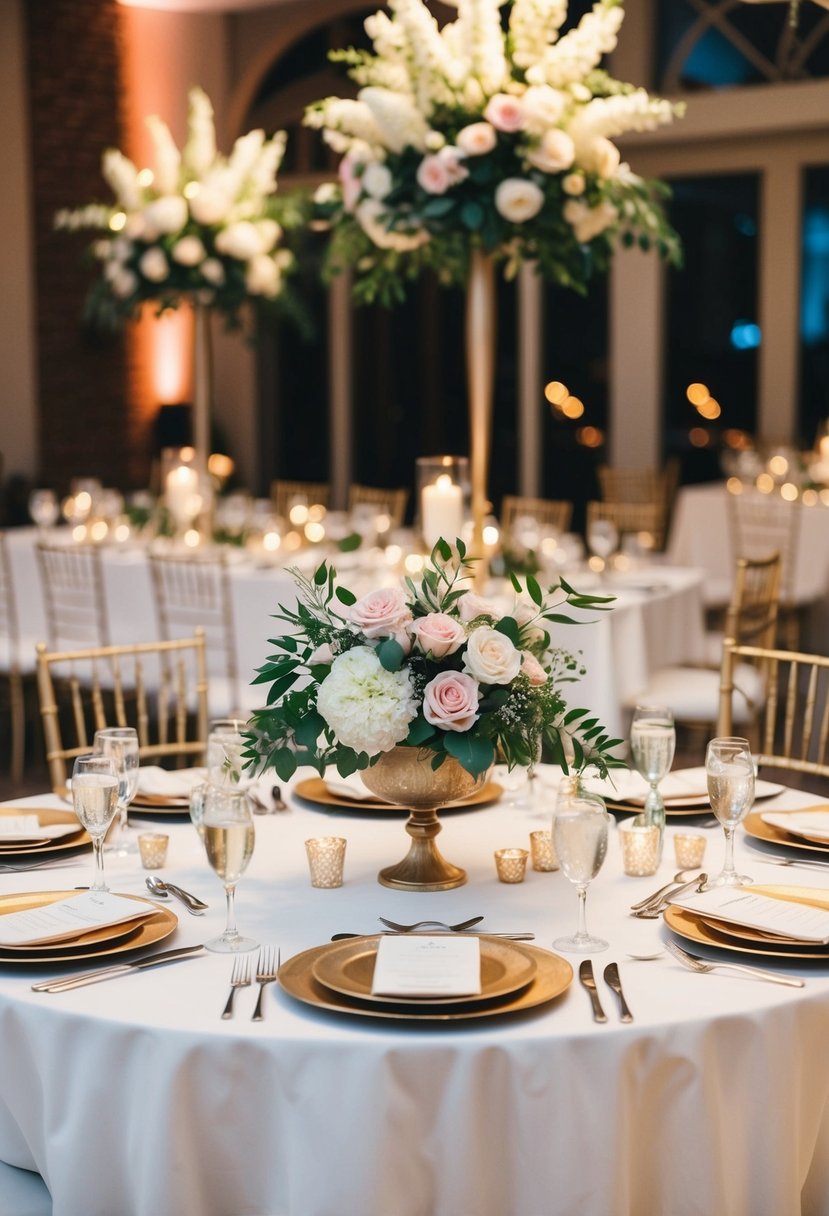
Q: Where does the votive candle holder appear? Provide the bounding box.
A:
[673,833,706,870]
[529,830,558,872]
[305,836,347,888]
[494,848,529,884]
[618,820,661,877]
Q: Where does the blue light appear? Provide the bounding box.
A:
[730,321,761,350]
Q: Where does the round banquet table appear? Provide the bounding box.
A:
[1,776,829,1216]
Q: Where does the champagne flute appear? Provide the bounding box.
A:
[71,754,119,898]
[630,704,676,833]
[202,786,257,953]
[552,790,610,953]
[94,727,140,855]
[704,736,755,888]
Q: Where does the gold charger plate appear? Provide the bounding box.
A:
[0,890,177,965]
[294,778,503,813]
[312,935,537,1008]
[0,807,89,856]
[279,940,572,1022]
[744,811,829,856]
[664,904,829,959]
[130,792,191,812]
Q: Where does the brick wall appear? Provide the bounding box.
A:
[25,0,144,490]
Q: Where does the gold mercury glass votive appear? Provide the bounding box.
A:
[305,837,347,888]
[494,848,529,884]
[673,833,706,870]
[138,833,169,870]
[618,821,661,877]
[529,830,559,872]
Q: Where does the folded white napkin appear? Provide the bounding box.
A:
[761,810,829,842]
[136,766,206,798]
[0,816,80,844]
[324,773,379,802]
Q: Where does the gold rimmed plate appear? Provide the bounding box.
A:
[279,940,571,1022]
[312,935,537,1008]
[0,890,177,965]
[130,792,191,813]
[0,807,90,857]
[744,811,829,856]
[294,778,503,814]
[664,904,829,959]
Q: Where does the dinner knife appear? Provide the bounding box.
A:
[603,962,633,1023]
[31,944,205,993]
[330,931,535,941]
[578,959,607,1023]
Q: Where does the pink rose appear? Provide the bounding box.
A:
[458,592,500,624]
[349,587,413,641]
[437,145,469,185]
[416,154,451,195]
[483,94,525,134]
[422,671,481,733]
[410,613,466,659]
[308,642,334,666]
[521,651,548,685]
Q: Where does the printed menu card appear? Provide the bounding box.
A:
[0,892,156,947]
[371,935,482,996]
[669,887,829,943]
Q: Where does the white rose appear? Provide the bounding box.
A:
[521,85,567,135]
[458,592,500,624]
[494,178,544,224]
[255,219,281,253]
[215,221,263,260]
[362,162,393,200]
[171,236,206,266]
[563,172,586,197]
[138,247,169,283]
[462,626,522,685]
[142,195,187,236]
[110,267,138,298]
[456,123,497,157]
[245,254,281,297]
[525,129,575,174]
[189,183,231,226]
[201,258,225,286]
[313,182,338,205]
[581,136,621,179]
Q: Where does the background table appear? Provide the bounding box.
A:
[1,776,828,1216]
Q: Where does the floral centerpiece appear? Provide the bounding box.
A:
[56,86,293,329]
[245,538,624,783]
[306,0,684,304]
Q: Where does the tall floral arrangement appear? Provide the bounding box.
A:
[56,87,293,328]
[246,539,624,782]
[306,0,683,304]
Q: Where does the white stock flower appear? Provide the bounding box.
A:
[509,0,568,70]
[102,149,142,211]
[390,0,459,111]
[245,254,281,297]
[526,2,624,89]
[143,195,187,236]
[316,646,418,755]
[495,178,545,224]
[188,179,233,226]
[359,86,430,153]
[452,0,509,95]
[138,247,169,283]
[215,221,263,260]
[145,115,181,195]
[456,122,497,156]
[171,235,206,266]
[183,87,217,178]
[247,134,287,200]
[362,162,393,199]
[227,129,266,194]
[525,128,575,174]
[315,97,385,149]
[356,199,429,251]
[463,626,522,685]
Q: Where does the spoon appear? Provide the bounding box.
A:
[630,874,708,919]
[626,950,665,961]
[378,915,484,933]
[145,875,209,915]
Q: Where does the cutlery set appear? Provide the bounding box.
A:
[629,872,707,918]
[578,960,633,1023]
[221,947,281,1020]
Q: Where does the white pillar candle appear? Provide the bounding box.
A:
[165,465,200,527]
[421,474,463,548]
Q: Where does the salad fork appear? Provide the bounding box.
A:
[665,941,804,988]
[252,946,280,1021]
[378,915,484,933]
[220,953,252,1019]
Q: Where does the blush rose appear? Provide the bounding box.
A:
[409,613,466,659]
[422,671,481,732]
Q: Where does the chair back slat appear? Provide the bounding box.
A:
[501,496,572,536]
[37,543,109,650]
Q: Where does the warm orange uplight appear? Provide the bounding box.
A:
[686,382,710,407]
[545,380,568,407]
[152,310,192,404]
[689,427,710,447]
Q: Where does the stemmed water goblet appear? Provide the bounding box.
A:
[94,727,140,855]
[202,786,258,953]
[71,754,119,898]
[629,704,676,834]
[703,736,755,888]
[28,488,59,531]
[586,518,619,576]
[552,789,610,953]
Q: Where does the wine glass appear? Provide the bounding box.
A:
[704,736,755,888]
[207,719,251,789]
[586,518,619,575]
[629,704,676,833]
[552,790,610,953]
[71,754,119,898]
[94,727,140,855]
[28,488,59,531]
[202,786,258,953]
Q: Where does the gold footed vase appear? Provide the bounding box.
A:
[360,747,486,891]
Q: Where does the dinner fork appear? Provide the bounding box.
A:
[220,953,252,1019]
[378,916,484,933]
[251,946,280,1021]
[664,941,804,988]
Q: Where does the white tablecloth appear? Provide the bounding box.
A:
[4,528,705,739]
[1,777,829,1216]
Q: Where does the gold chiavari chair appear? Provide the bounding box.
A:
[36,541,109,650]
[598,463,678,507]
[36,631,209,796]
[727,487,803,648]
[500,495,573,535]
[271,480,330,523]
[347,484,409,529]
[0,533,30,782]
[719,641,829,779]
[626,553,782,734]
[586,500,667,553]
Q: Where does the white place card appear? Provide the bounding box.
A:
[0,816,80,844]
[0,892,156,947]
[669,887,829,943]
[371,935,482,997]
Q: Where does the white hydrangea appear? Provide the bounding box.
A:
[316,646,419,755]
